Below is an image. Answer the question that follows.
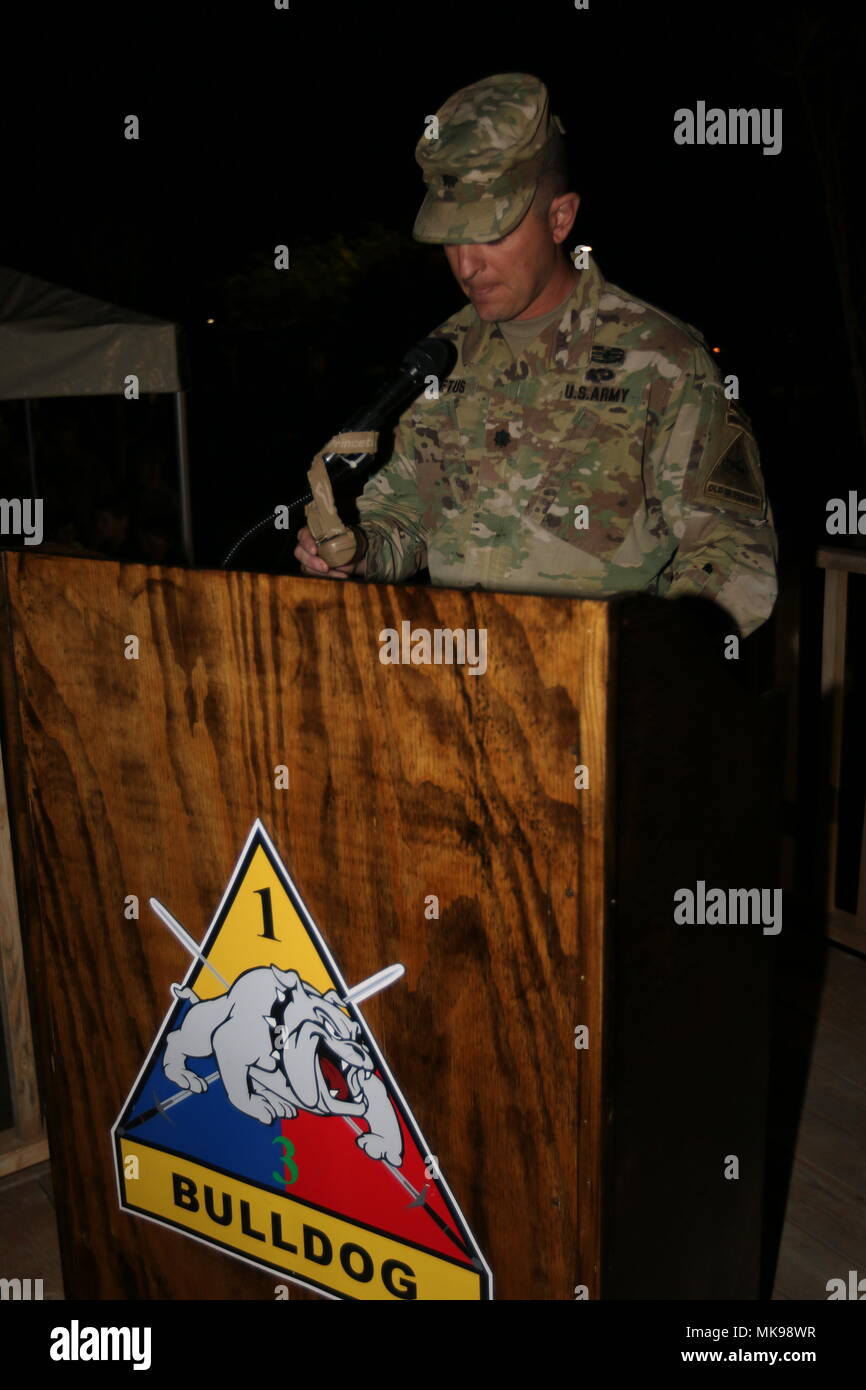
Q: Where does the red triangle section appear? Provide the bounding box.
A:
[276,1084,471,1264]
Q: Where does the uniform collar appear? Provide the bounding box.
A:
[461,254,605,371]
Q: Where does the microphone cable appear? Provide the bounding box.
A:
[219,452,364,569]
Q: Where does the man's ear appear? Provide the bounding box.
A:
[551,192,580,245]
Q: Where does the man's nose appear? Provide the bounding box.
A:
[452,244,488,282]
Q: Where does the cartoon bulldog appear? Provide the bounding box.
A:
[163,965,403,1166]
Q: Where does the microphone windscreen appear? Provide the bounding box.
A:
[402,337,457,380]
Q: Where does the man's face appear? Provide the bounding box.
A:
[443,191,577,322]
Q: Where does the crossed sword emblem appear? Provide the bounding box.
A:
[124,898,473,1259]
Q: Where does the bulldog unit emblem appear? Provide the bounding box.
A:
[113,820,492,1301]
[164,966,404,1164]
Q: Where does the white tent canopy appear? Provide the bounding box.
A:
[0,264,192,561]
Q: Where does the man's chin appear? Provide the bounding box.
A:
[470,299,506,322]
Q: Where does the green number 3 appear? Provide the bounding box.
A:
[272,1135,299,1186]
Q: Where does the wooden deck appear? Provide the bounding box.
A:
[769,942,866,1299]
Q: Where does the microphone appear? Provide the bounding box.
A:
[322,335,457,477]
[220,335,457,567]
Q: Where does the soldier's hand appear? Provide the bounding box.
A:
[294,526,365,579]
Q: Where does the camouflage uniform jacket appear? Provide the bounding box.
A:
[356,255,778,636]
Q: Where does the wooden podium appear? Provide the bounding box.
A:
[0,551,776,1301]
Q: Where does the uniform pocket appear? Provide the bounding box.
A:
[522,406,599,526]
[535,397,650,553]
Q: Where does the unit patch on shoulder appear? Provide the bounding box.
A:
[693,405,767,519]
[113,820,492,1301]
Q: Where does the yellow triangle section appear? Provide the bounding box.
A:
[188,844,338,1001]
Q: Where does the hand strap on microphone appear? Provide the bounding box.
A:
[321,430,378,457]
[304,430,379,567]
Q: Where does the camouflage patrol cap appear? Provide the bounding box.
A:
[413,72,567,245]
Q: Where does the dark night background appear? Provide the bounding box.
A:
[1,0,863,577]
[0,0,865,1307]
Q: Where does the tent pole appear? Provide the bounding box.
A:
[24,398,37,497]
[174,391,194,565]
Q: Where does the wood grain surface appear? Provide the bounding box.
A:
[0,552,609,1300]
[0,719,44,1148]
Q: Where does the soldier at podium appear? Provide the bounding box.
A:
[295,72,778,639]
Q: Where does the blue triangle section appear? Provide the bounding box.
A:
[117,996,285,1193]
